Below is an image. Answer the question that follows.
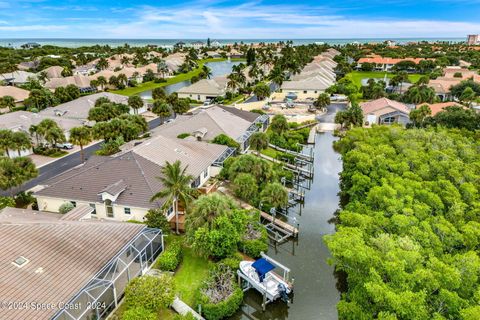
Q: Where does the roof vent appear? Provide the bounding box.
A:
[35,267,44,274]
[12,256,29,268]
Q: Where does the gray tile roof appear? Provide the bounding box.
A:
[60,204,94,221]
[0,207,145,320]
[216,105,260,123]
[39,92,130,121]
[177,76,227,96]
[153,105,255,141]
[130,134,228,178]
[36,152,166,209]
[0,111,84,133]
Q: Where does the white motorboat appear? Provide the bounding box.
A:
[239,259,292,302]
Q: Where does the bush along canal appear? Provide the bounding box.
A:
[229,132,342,320]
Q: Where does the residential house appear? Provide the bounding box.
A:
[34,134,230,222]
[153,105,269,151]
[0,111,83,157]
[177,76,228,102]
[360,98,412,126]
[42,65,64,79]
[0,70,37,85]
[73,64,97,76]
[357,55,430,71]
[44,74,95,93]
[0,86,30,107]
[39,92,146,121]
[428,67,480,101]
[281,50,339,95]
[467,34,480,45]
[0,206,163,320]
[190,41,205,49]
[420,102,463,116]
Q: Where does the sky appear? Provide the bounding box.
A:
[0,0,479,39]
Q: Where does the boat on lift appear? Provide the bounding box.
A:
[239,257,293,304]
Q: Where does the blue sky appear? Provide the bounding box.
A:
[0,0,479,39]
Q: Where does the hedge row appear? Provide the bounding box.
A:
[156,241,183,271]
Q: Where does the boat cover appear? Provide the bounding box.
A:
[252,258,275,282]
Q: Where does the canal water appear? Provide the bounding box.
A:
[230,132,342,320]
[139,60,241,99]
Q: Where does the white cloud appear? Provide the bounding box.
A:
[0,1,476,39]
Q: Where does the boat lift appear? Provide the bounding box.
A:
[237,253,294,311]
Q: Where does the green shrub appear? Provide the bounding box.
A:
[218,253,243,272]
[33,146,67,157]
[124,275,175,311]
[156,241,183,271]
[59,202,74,214]
[196,265,244,320]
[173,312,196,320]
[122,307,156,320]
[145,208,171,234]
[177,133,190,139]
[198,286,243,320]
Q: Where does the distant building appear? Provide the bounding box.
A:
[190,41,205,50]
[357,55,431,71]
[20,42,41,49]
[467,34,480,45]
[174,41,186,49]
[177,76,228,102]
[0,70,37,85]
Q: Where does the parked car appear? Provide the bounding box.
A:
[56,142,73,149]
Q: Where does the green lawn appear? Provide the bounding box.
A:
[173,245,211,307]
[345,71,423,88]
[114,58,245,96]
[112,300,176,320]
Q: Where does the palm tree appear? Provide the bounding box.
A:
[69,126,92,162]
[227,73,239,92]
[314,93,331,111]
[0,96,16,112]
[150,160,194,234]
[11,131,32,157]
[249,132,269,155]
[29,125,40,145]
[152,100,171,124]
[97,57,109,70]
[37,71,49,83]
[37,119,66,147]
[120,56,130,66]
[268,67,285,87]
[128,95,144,115]
[0,129,14,157]
[97,76,107,91]
[260,182,288,209]
[117,74,128,87]
[202,65,212,79]
[186,193,238,232]
[0,156,38,195]
[460,87,476,107]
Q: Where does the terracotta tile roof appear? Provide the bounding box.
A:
[360,98,410,115]
[421,102,464,116]
[0,86,30,102]
[358,55,430,65]
[0,207,145,320]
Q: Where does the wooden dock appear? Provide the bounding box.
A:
[307,125,317,144]
[268,143,314,162]
[217,186,299,238]
[255,153,313,179]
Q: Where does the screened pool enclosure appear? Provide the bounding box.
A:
[52,228,163,320]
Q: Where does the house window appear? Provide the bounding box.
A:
[105,200,114,218]
[89,203,96,215]
[71,201,76,207]
[314,91,318,94]
[124,207,131,215]
[303,91,307,94]
[203,169,208,178]
[197,95,201,100]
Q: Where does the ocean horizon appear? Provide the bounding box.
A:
[0,37,465,48]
